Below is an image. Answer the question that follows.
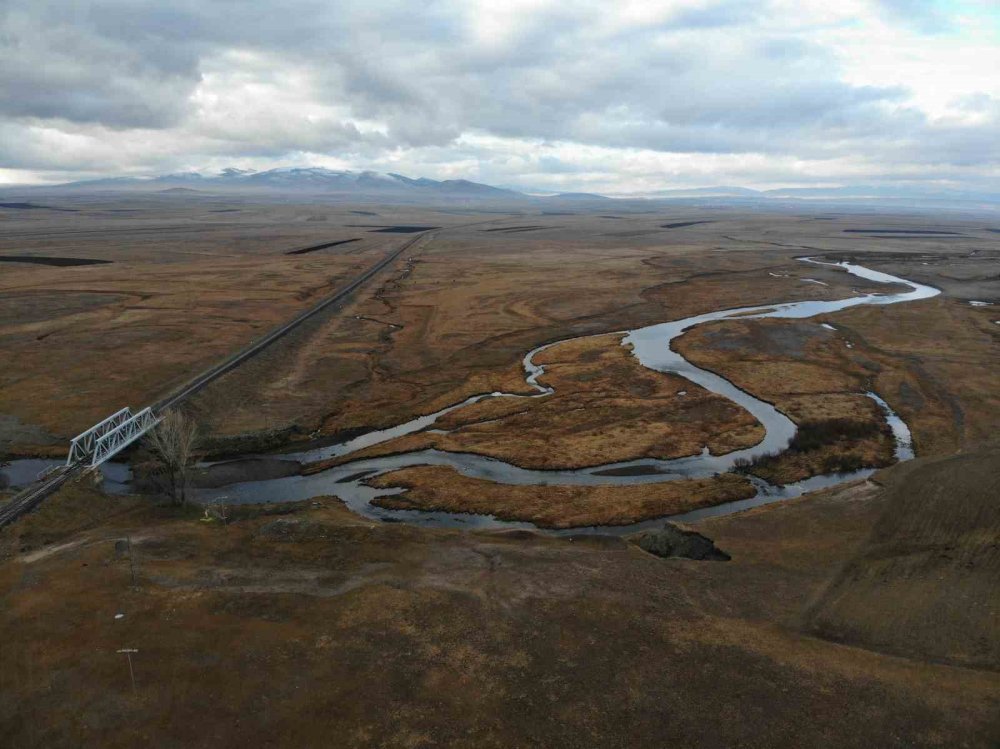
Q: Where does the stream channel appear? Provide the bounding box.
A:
[2,258,938,536]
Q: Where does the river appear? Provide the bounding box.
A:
[172,257,937,534]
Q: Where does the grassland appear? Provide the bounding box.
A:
[0,198,482,454]
[805,445,1000,670]
[1,452,997,748]
[3,198,999,520]
[301,332,765,474]
[2,197,999,746]
[368,466,755,528]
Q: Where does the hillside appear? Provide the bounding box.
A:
[805,445,1000,669]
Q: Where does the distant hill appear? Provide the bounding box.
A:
[645,186,762,198]
[32,167,527,202]
[546,192,613,201]
[7,169,999,212]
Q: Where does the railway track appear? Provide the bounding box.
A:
[0,465,77,529]
[154,229,432,411]
[2,230,433,529]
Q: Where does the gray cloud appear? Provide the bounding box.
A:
[0,3,203,127]
[0,0,996,190]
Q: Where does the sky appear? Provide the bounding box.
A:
[1,0,999,194]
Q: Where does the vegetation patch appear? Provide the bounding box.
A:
[482,225,549,232]
[734,417,892,484]
[370,225,439,233]
[842,229,962,235]
[0,202,77,212]
[786,417,883,452]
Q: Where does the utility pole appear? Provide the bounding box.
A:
[117,648,139,692]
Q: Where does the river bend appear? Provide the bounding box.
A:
[178,258,937,534]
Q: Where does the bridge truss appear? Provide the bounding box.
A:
[67,407,161,468]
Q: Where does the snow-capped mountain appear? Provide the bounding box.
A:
[40,167,526,200]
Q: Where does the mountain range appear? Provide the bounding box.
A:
[39,167,525,200]
[6,167,1000,211]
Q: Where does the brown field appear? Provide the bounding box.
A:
[4,199,996,470]
[805,445,1000,670]
[1,196,999,747]
[1,450,998,747]
[0,198,485,454]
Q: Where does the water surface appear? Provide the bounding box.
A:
[190,258,938,533]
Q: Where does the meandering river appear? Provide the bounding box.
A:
[172,258,936,534]
[0,258,936,533]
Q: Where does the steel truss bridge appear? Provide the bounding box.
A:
[66,407,162,468]
[0,406,162,529]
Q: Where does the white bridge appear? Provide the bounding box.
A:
[67,407,161,468]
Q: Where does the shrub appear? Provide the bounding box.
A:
[787,418,882,454]
[733,417,886,477]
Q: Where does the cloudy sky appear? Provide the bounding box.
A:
[1,0,999,193]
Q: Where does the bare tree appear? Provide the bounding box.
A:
[144,410,198,505]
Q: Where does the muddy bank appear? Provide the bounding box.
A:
[196,425,310,461]
[189,458,302,489]
[0,414,63,459]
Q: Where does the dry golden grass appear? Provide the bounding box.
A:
[304,333,764,473]
[0,201,418,450]
[6,199,961,467]
[367,465,755,527]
